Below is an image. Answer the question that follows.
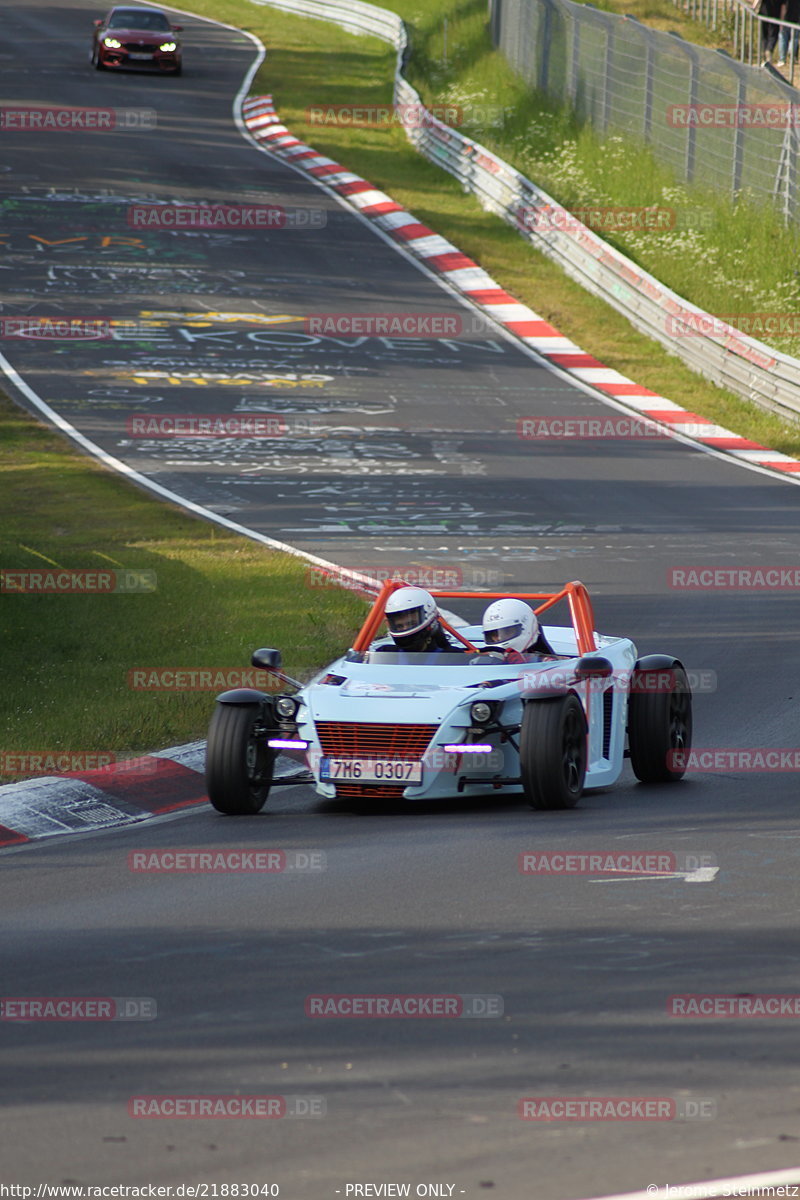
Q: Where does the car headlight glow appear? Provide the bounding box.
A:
[103,37,122,47]
[275,695,298,720]
[159,41,177,51]
[470,701,493,724]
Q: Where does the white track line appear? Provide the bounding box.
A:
[580,1165,800,1200]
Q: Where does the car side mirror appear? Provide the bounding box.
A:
[252,647,282,670]
[93,18,103,25]
[574,655,613,680]
[171,23,183,30]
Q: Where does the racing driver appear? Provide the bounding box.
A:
[379,586,465,657]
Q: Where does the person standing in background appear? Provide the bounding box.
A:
[777,0,800,67]
[757,0,783,63]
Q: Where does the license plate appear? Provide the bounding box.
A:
[129,51,153,59]
[320,757,422,784]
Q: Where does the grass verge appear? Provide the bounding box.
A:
[186,0,800,456]
[0,393,366,776]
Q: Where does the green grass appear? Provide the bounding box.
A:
[180,0,800,456]
[0,394,366,775]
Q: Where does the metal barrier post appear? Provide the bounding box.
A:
[602,24,614,132]
[644,33,655,140]
[731,63,747,198]
[569,15,580,105]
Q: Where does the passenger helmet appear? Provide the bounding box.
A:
[482,598,539,654]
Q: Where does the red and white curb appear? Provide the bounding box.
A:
[243,93,800,477]
[0,744,303,848]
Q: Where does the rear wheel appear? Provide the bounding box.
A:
[205,703,274,814]
[520,693,587,810]
[628,665,692,782]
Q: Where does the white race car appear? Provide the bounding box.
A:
[205,580,692,814]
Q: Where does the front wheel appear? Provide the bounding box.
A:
[91,43,104,69]
[520,693,587,810]
[628,665,692,782]
[205,703,274,814]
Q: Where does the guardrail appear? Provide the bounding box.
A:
[251,0,800,421]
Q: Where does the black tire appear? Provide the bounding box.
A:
[520,693,587,810]
[92,43,104,69]
[628,665,692,783]
[205,703,274,814]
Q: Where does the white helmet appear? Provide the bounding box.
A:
[385,586,438,644]
[482,598,539,654]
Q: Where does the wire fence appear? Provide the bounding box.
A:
[490,0,800,224]
[252,0,800,420]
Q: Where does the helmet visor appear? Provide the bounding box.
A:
[387,604,428,636]
[485,622,523,646]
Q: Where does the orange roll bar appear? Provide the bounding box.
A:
[351,580,597,656]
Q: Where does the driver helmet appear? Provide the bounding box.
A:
[385,586,439,648]
[482,598,539,655]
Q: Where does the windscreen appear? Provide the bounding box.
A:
[108,9,171,29]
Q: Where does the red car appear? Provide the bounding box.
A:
[91,6,182,74]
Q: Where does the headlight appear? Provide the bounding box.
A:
[470,701,493,724]
[103,37,122,47]
[159,41,177,51]
[276,695,298,719]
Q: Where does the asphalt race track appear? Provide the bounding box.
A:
[2,3,800,1197]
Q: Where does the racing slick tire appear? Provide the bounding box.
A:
[628,665,692,783]
[520,693,587,810]
[205,702,274,814]
[91,44,104,69]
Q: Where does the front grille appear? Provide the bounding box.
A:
[333,782,407,800]
[123,41,155,50]
[315,722,438,761]
[315,722,438,797]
